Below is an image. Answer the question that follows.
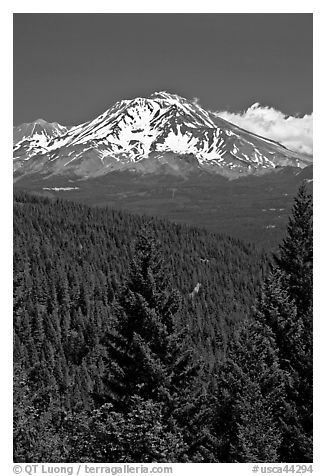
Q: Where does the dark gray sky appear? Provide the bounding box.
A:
[13,13,312,126]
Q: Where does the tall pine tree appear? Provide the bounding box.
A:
[100,230,199,410]
[210,183,313,463]
[211,317,285,462]
[258,183,313,461]
[74,230,206,462]
[275,182,313,316]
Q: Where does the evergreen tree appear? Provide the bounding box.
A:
[255,269,312,461]
[211,318,285,462]
[13,363,65,462]
[275,182,313,316]
[88,230,208,461]
[101,230,199,409]
[65,397,188,463]
[256,184,313,461]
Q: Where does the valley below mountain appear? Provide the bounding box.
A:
[14,165,312,248]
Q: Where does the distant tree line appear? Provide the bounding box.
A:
[13,184,312,462]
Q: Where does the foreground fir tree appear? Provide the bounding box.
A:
[211,317,285,462]
[275,182,313,316]
[75,230,205,462]
[210,183,313,463]
[257,183,313,462]
[101,231,199,409]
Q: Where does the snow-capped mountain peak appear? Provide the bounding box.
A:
[13,92,310,179]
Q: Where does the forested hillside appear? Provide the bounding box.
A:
[13,186,312,463]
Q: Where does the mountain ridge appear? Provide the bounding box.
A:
[13,91,311,180]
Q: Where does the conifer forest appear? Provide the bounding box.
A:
[13,184,313,463]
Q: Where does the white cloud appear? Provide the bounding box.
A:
[214,103,313,155]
